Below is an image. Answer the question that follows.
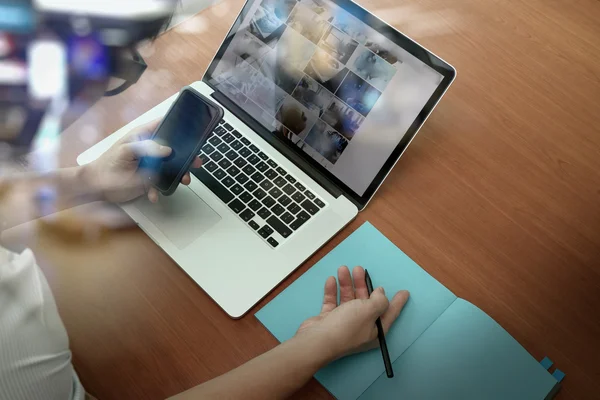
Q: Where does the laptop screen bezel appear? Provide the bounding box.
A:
[203,0,456,210]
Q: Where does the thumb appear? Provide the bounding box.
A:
[125,140,172,159]
[368,287,389,318]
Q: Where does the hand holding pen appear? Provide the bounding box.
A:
[295,266,410,366]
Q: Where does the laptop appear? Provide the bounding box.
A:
[77,0,456,318]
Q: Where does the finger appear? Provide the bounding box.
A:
[338,266,355,303]
[191,156,203,169]
[120,119,161,144]
[320,276,338,314]
[380,290,410,334]
[368,287,390,317]
[147,187,159,203]
[181,172,191,185]
[126,140,172,159]
[352,266,369,300]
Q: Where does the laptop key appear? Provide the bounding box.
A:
[294,182,306,192]
[217,143,230,153]
[264,169,277,180]
[222,176,235,187]
[292,192,306,203]
[235,173,249,184]
[305,190,316,200]
[282,184,296,196]
[231,140,243,151]
[285,175,296,184]
[290,211,310,230]
[290,217,307,231]
[254,188,267,200]
[208,136,221,146]
[267,159,278,169]
[273,176,287,187]
[244,181,258,192]
[199,153,210,165]
[258,225,274,239]
[202,143,215,154]
[267,237,279,248]
[314,198,325,208]
[258,151,268,160]
[242,165,256,176]
[271,204,285,216]
[258,207,272,220]
[248,154,260,165]
[260,180,274,191]
[214,126,227,136]
[269,187,283,199]
[225,150,238,161]
[262,196,276,208]
[287,203,301,215]
[280,212,294,224]
[218,159,232,169]
[231,184,244,195]
[276,167,287,176]
[301,199,319,215]
[214,169,226,180]
[240,191,253,203]
[223,122,233,131]
[241,137,251,146]
[251,172,265,183]
[297,210,310,222]
[222,133,235,143]
[227,165,240,177]
[267,216,292,238]
[256,161,269,173]
[249,144,259,153]
[193,168,234,204]
[234,157,247,168]
[228,199,245,214]
[239,147,251,158]
[204,161,218,173]
[232,130,242,139]
[248,220,260,230]
[240,209,255,222]
[278,195,292,207]
[248,199,262,211]
[210,151,223,162]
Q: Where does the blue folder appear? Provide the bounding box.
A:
[256,222,561,400]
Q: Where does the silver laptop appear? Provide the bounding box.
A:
[77,0,456,318]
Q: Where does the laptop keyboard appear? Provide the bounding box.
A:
[193,121,327,248]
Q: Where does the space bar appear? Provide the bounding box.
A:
[193,168,234,204]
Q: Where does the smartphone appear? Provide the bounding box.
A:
[142,87,223,195]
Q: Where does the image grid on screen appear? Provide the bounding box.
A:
[211,0,444,194]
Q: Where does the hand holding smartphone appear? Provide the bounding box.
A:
[140,87,223,195]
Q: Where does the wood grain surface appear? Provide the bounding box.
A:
[3,0,599,398]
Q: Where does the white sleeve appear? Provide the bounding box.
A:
[0,247,85,400]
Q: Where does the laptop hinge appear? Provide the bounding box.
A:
[211,91,343,200]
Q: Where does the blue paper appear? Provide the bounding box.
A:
[540,356,553,370]
[552,369,566,383]
[255,222,559,400]
[360,299,558,399]
[256,222,456,399]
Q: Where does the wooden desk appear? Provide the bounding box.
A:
[4,0,599,398]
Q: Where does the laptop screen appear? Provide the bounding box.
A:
[205,0,453,200]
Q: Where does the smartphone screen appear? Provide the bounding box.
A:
[143,89,222,194]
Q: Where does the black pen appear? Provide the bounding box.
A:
[365,269,394,378]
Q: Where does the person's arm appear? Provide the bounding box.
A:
[170,333,333,400]
[0,120,200,232]
[170,266,410,400]
[0,166,101,232]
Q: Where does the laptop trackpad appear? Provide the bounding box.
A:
[135,186,221,249]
